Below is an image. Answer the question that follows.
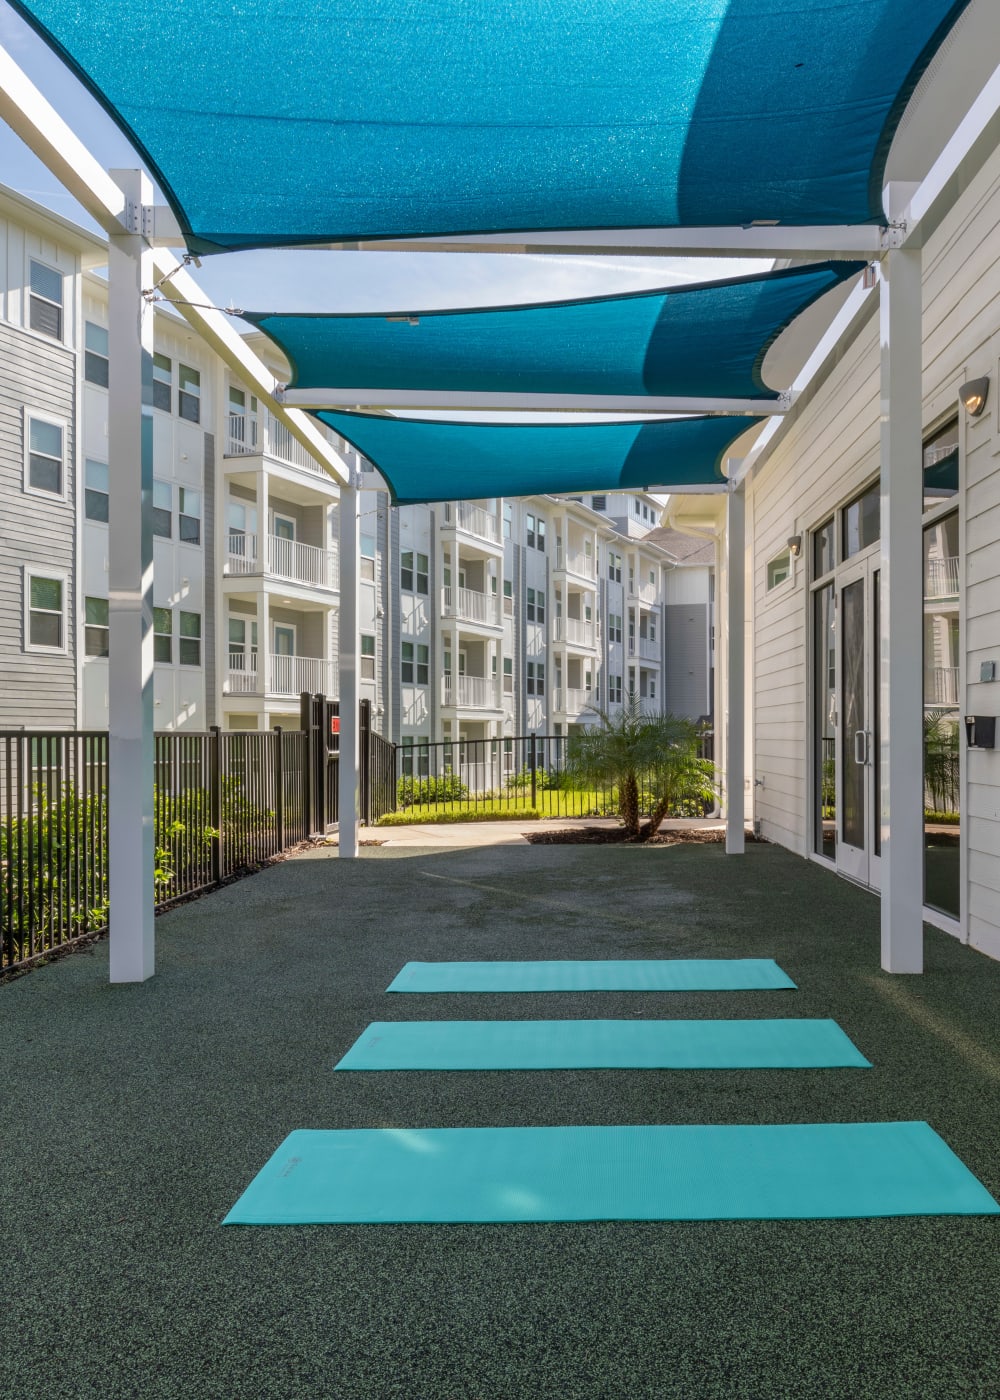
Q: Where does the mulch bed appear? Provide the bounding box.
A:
[525,826,761,846]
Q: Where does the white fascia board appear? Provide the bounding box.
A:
[329,226,883,259]
[280,388,786,416]
[728,275,878,489]
[892,58,1000,248]
[151,251,349,484]
[0,42,127,233]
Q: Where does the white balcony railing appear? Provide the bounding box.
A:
[441,585,499,626]
[442,675,500,708]
[443,501,499,543]
[224,410,336,478]
[225,651,337,698]
[639,636,659,661]
[925,556,960,598]
[224,532,339,591]
[554,687,600,715]
[555,546,596,579]
[554,616,596,647]
[927,666,960,706]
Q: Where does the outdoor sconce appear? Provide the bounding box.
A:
[787,535,802,558]
[959,377,990,416]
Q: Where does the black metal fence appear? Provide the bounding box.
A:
[2,724,310,975]
[395,730,716,820]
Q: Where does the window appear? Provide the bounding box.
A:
[361,634,376,679]
[401,641,413,683]
[400,736,431,778]
[503,579,513,616]
[401,641,428,685]
[503,657,513,694]
[153,607,172,663]
[178,363,201,422]
[503,502,512,539]
[813,518,835,578]
[84,596,109,657]
[84,459,109,523]
[416,644,429,685]
[29,260,63,339]
[633,498,641,517]
[766,550,792,591]
[923,418,959,510]
[25,415,64,496]
[152,481,172,538]
[526,513,536,548]
[178,611,201,666]
[401,550,428,594]
[84,321,109,386]
[526,660,545,696]
[649,616,656,644]
[842,482,880,560]
[527,587,545,623]
[360,533,376,581]
[536,517,546,552]
[649,568,656,586]
[153,353,172,412]
[591,495,606,512]
[608,551,622,583]
[608,612,622,644]
[609,674,623,704]
[178,487,201,544]
[26,572,66,650]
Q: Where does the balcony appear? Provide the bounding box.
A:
[441,501,499,544]
[442,675,500,709]
[629,577,658,603]
[441,585,501,627]
[553,616,596,648]
[225,652,337,699]
[224,410,337,480]
[927,665,960,706]
[925,556,960,598]
[555,546,596,579]
[553,687,600,716]
[225,533,339,591]
[639,636,659,661]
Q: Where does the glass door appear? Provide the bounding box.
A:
[837,558,881,887]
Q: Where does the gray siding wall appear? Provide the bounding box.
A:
[0,321,77,726]
[664,603,709,720]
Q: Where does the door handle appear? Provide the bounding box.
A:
[854,729,867,766]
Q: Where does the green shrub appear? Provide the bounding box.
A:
[504,766,568,792]
[396,773,469,807]
[378,806,541,826]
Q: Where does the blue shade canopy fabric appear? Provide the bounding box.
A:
[317,410,761,505]
[12,1,971,252]
[250,262,864,400]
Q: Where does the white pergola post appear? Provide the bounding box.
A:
[337,475,360,857]
[725,482,746,854]
[107,169,155,982]
[879,245,925,973]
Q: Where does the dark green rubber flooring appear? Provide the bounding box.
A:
[2,840,998,1399]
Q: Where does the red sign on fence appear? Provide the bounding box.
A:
[330,717,340,736]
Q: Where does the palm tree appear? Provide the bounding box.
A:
[566,693,716,841]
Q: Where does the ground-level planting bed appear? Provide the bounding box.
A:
[525,826,762,845]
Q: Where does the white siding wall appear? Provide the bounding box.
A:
[748,140,1000,958]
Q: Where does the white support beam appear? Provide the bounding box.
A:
[894,58,1000,249]
[337,477,361,858]
[725,484,746,855]
[107,170,155,983]
[0,43,127,234]
[878,250,925,974]
[280,388,786,416]
[328,226,882,259]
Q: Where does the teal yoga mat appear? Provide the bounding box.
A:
[386,959,796,993]
[223,1122,1000,1224]
[334,1019,870,1071]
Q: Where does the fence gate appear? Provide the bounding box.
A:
[299,694,391,833]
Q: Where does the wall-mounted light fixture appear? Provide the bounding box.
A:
[787,535,803,558]
[960,376,990,417]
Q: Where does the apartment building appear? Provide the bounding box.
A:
[1,185,713,746]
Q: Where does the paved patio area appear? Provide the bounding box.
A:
[2,837,998,1398]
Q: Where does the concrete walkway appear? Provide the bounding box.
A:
[336,816,730,848]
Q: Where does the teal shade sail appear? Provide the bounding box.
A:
[316,410,762,505]
[250,262,864,400]
[11,1,971,252]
